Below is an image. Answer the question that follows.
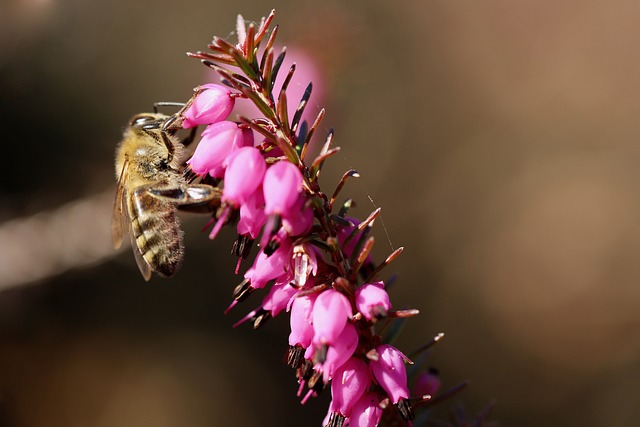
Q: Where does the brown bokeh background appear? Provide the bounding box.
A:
[2,0,640,426]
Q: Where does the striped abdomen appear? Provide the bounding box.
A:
[128,186,184,277]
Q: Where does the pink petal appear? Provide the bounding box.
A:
[262,280,299,317]
[312,289,353,346]
[369,344,410,404]
[329,357,371,417]
[355,281,392,321]
[182,83,235,128]
[321,322,358,382]
[223,146,266,206]
[244,239,293,290]
[289,293,317,348]
[263,161,304,215]
[237,189,267,239]
[347,392,383,427]
[282,194,314,236]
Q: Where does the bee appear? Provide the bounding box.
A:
[112,106,220,281]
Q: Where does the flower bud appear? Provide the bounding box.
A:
[187,121,247,177]
[321,322,358,382]
[356,281,391,321]
[329,357,371,417]
[263,160,303,215]
[237,189,267,239]
[369,344,410,404]
[289,293,317,348]
[244,237,293,289]
[347,392,383,427]
[262,280,299,317]
[312,289,353,347]
[282,194,314,237]
[223,146,266,206]
[182,83,235,128]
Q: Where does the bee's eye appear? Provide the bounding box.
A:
[130,115,156,127]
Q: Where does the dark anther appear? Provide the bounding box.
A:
[233,279,254,302]
[297,359,314,381]
[252,309,271,329]
[396,398,415,421]
[326,412,345,427]
[232,234,255,258]
[287,345,305,369]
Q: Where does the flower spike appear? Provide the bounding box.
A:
[145,10,466,427]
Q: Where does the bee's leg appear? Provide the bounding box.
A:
[157,129,176,164]
[146,184,222,214]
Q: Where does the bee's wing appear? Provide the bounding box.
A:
[128,211,153,282]
[111,160,129,249]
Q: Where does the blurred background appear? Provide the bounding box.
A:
[2,0,640,425]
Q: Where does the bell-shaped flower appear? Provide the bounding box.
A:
[232,274,296,329]
[187,121,252,177]
[320,322,358,382]
[182,83,235,128]
[237,189,267,239]
[356,281,392,321]
[346,392,384,427]
[262,278,299,317]
[413,368,441,398]
[244,237,293,290]
[369,344,410,404]
[312,289,353,347]
[223,146,266,206]
[282,194,314,237]
[288,292,317,349]
[263,160,304,215]
[329,357,371,418]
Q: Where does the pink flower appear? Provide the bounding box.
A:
[237,190,267,239]
[263,160,304,215]
[282,194,314,237]
[187,121,253,177]
[182,83,235,128]
[320,322,358,382]
[223,146,266,206]
[232,276,297,329]
[262,279,299,317]
[356,281,391,321]
[244,237,293,289]
[312,289,353,347]
[288,293,317,348]
[369,344,410,404]
[347,392,384,427]
[329,357,371,417]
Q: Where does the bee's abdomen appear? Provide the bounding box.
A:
[129,190,184,277]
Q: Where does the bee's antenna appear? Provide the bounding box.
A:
[153,101,186,114]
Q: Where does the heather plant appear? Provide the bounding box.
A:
[164,10,488,427]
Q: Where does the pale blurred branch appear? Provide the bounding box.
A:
[0,188,122,290]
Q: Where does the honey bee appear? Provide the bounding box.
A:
[112,107,220,280]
